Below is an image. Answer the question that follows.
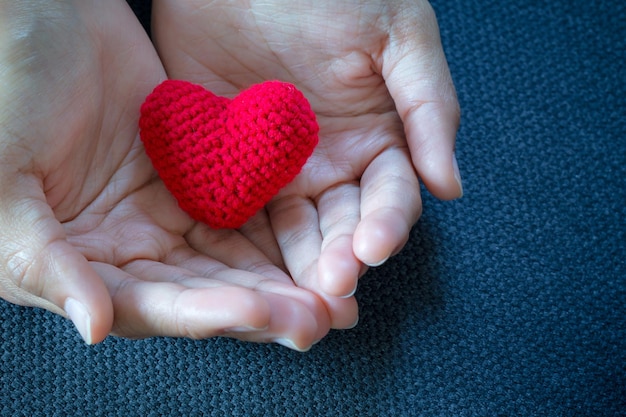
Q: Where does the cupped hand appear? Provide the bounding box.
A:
[152,0,462,327]
[0,0,328,351]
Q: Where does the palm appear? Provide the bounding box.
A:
[0,1,328,350]
[153,0,461,326]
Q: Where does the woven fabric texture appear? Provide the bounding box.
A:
[1,0,624,415]
[139,80,318,229]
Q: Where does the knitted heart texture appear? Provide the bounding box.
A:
[139,80,319,229]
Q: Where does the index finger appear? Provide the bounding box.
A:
[378,1,462,200]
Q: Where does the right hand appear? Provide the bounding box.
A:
[152,0,462,328]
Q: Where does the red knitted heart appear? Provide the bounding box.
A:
[139,80,319,229]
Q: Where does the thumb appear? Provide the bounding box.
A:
[380,2,463,200]
[0,176,113,344]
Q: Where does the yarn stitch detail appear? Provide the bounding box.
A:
[139,80,319,229]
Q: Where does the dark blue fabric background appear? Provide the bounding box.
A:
[2,0,624,415]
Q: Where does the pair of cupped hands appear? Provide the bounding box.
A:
[0,0,461,351]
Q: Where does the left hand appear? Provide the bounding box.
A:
[152,0,462,329]
[0,0,329,351]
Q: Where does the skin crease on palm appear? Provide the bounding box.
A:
[152,0,462,329]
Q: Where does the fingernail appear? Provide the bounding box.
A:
[339,281,358,299]
[452,152,463,198]
[64,298,92,345]
[225,324,269,333]
[347,315,360,329]
[274,338,310,352]
[365,256,388,268]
